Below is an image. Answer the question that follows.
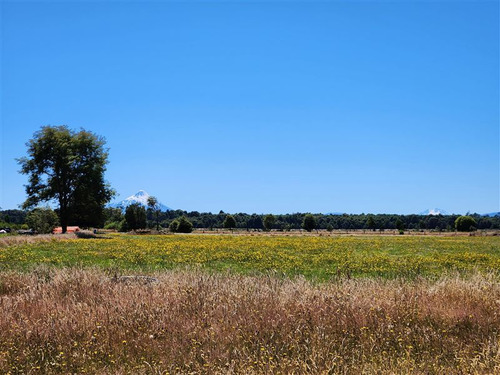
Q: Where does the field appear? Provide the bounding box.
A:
[1,234,500,374]
[1,233,499,278]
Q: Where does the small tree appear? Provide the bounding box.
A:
[147,196,161,231]
[223,214,237,230]
[302,214,316,232]
[125,203,147,231]
[455,216,477,232]
[25,207,59,234]
[170,216,193,233]
[395,218,405,231]
[366,216,376,231]
[169,219,178,233]
[263,214,275,231]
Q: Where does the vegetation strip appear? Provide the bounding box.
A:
[1,234,499,279]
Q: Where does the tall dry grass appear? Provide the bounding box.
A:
[0,233,76,248]
[0,268,499,374]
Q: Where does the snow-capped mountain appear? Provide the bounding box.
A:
[109,190,171,212]
[419,208,448,216]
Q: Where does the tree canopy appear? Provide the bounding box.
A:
[17,126,114,232]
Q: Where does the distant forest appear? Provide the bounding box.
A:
[155,210,499,231]
[2,209,499,232]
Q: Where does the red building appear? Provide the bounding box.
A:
[52,226,80,234]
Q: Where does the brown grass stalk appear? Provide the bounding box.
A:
[0,268,499,374]
[0,234,76,248]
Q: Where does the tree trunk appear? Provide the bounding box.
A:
[61,212,68,233]
[60,204,68,234]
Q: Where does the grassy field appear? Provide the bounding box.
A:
[1,268,499,374]
[1,233,499,279]
[1,234,500,374]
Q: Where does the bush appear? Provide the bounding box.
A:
[170,216,193,233]
[118,219,128,232]
[25,207,59,234]
[455,216,477,232]
[169,220,178,233]
[104,221,121,230]
[75,230,98,239]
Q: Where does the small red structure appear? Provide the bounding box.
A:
[53,226,81,234]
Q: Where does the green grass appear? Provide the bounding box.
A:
[1,234,499,279]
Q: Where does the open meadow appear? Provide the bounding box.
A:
[1,234,500,374]
[1,233,499,278]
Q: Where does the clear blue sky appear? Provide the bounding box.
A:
[1,0,498,214]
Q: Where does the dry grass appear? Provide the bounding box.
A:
[0,233,76,248]
[0,268,499,374]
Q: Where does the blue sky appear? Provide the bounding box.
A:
[1,0,498,214]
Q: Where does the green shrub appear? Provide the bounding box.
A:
[169,220,178,233]
[455,216,477,232]
[104,221,121,230]
[170,216,193,233]
[75,230,98,239]
[118,219,128,232]
[25,207,59,234]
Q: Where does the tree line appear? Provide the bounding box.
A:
[102,208,498,232]
[2,207,497,234]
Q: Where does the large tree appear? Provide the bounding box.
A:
[18,126,114,233]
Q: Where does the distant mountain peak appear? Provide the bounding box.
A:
[419,208,448,216]
[109,190,171,212]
